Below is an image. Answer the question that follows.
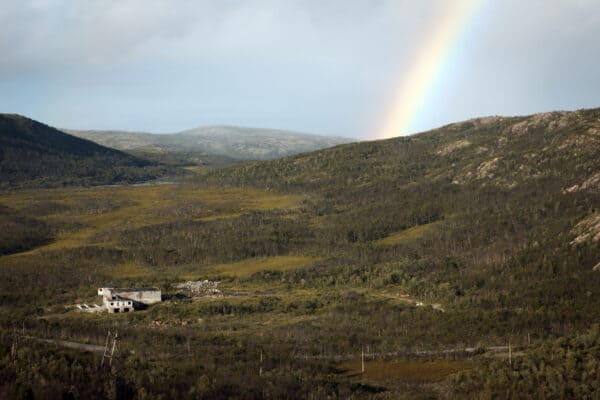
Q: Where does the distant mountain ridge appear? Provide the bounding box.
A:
[0,114,175,188]
[65,125,352,161]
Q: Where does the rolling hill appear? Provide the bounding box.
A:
[201,108,600,351]
[0,108,599,398]
[0,114,176,188]
[204,109,600,195]
[197,109,600,396]
[202,107,600,274]
[65,125,352,163]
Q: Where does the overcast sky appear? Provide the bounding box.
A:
[1,0,600,139]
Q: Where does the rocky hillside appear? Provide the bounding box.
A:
[204,107,600,255]
[0,114,175,188]
[205,109,599,194]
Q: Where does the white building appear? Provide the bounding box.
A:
[98,287,161,313]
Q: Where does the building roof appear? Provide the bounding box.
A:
[112,287,161,292]
[99,287,160,292]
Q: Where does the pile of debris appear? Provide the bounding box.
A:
[74,303,105,313]
[176,280,222,298]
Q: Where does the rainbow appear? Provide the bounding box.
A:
[376,0,483,139]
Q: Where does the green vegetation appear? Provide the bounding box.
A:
[449,326,600,399]
[0,114,181,188]
[0,206,52,255]
[0,108,599,398]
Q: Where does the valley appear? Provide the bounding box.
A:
[0,108,599,399]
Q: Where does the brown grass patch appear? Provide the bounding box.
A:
[0,184,303,256]
[184,256,323,278]
[338,359,471,385]
[374,221,442,246]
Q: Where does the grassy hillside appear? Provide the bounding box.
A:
[0,114,179,188]
[0,108,598,398]
[66,125,352,163]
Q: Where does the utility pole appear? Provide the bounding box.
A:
[361,346,365,373]
[259,349,263,377]
[11,331,18,362]
[101,331,119,368]
[101,331,110,368]
[110,332,119,363]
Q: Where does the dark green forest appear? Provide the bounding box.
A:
[0,114,180,188]
[0,108,599,398]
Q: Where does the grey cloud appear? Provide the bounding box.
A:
[1,0,600,137]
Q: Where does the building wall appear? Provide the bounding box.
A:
[104,299,133,313]
[112,289,161,304]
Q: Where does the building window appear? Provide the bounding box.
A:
[124,308,129,312]
[114,308,120,313]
